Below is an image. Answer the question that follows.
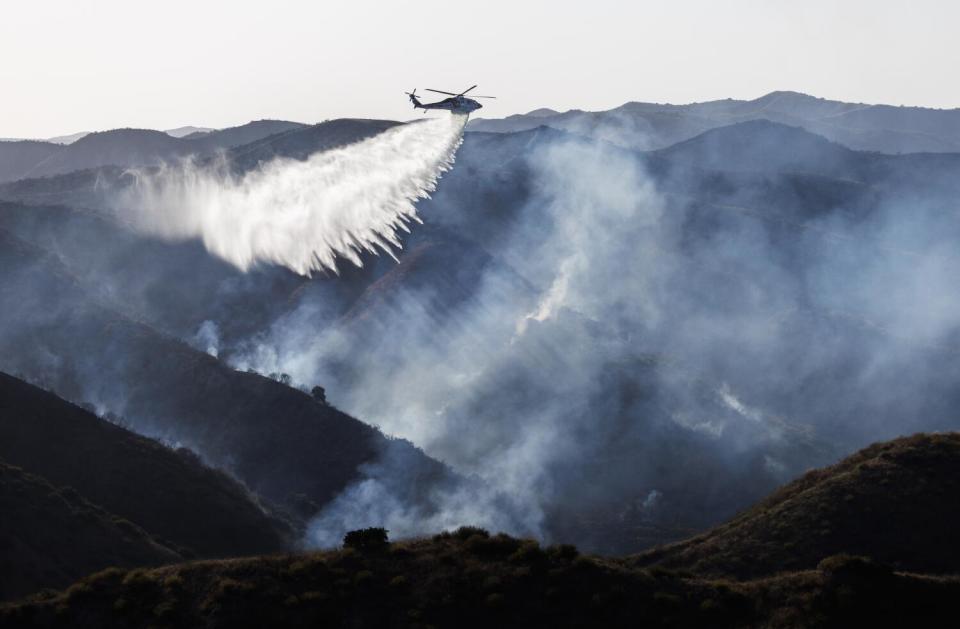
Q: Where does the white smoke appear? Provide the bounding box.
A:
[191,320,220,357]
[119,115,467,275]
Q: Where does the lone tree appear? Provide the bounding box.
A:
[343,527,389,551]
[311,385,327,405]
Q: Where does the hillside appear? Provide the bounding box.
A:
[226,118,400,173]
[0,227,451,519]
[0,141,63,183]
[5,434,960,625]
[1,529,956,628]
[0,200,309,345]
[0,461,181,602]
[183,119,308,155]
[633,433,960,578]
[653,120,861,177]
[23,129,187,178]
[0,372,293,559]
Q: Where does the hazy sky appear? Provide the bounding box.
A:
[1,0,957,138]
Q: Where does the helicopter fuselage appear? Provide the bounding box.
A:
[414,95,482,113]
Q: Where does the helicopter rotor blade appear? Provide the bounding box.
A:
[472,95,497,99]
[459,85,478,96]
[426,88,458,96]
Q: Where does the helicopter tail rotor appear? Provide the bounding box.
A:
[405,89,422,108]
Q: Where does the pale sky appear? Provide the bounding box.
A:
[1,0,957,138]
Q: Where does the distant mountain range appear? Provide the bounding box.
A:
[470,90,960,154]
[0,120,307,182]
[2,91,957,186]
[45,131,91,145]
[164,125,215,138]
[9,125,234,144]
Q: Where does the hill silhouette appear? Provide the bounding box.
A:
[0,141,63,183]
[653,120,859,177]
[183,119,307,155]
[5,429,960,627]
[0,461,181,602]
[633,433,960,578]
[0,372,293,560]
[23,129,187,178]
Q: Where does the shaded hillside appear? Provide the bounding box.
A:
[633,433,960,579]
[0,372,293,559]
[0,462,181,602]
[0,228,450,518]
[469,105,715,150]
[653,120,861,177]
[2,527,957,628]
[184,119,307,155]
[0,168,126,208]
[226,118,400,173]
[0,200,308,345]
[23,129,187,178]
[338,227,534,330]
[0,141,62,183]
[651,119,960,193]
[470,91,960,153]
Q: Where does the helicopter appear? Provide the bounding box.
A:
[405,85,496,114]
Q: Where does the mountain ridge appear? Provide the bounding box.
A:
[0,119,307,182]
[470,90,960,153]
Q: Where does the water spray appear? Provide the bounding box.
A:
[120,114,467,275]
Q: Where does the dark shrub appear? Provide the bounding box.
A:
[464,533,521,558]
[453,526,489,540]
[817,555,892,582]
[509,540,547,565]
[343,528,389,551]
[549,544,580,561]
